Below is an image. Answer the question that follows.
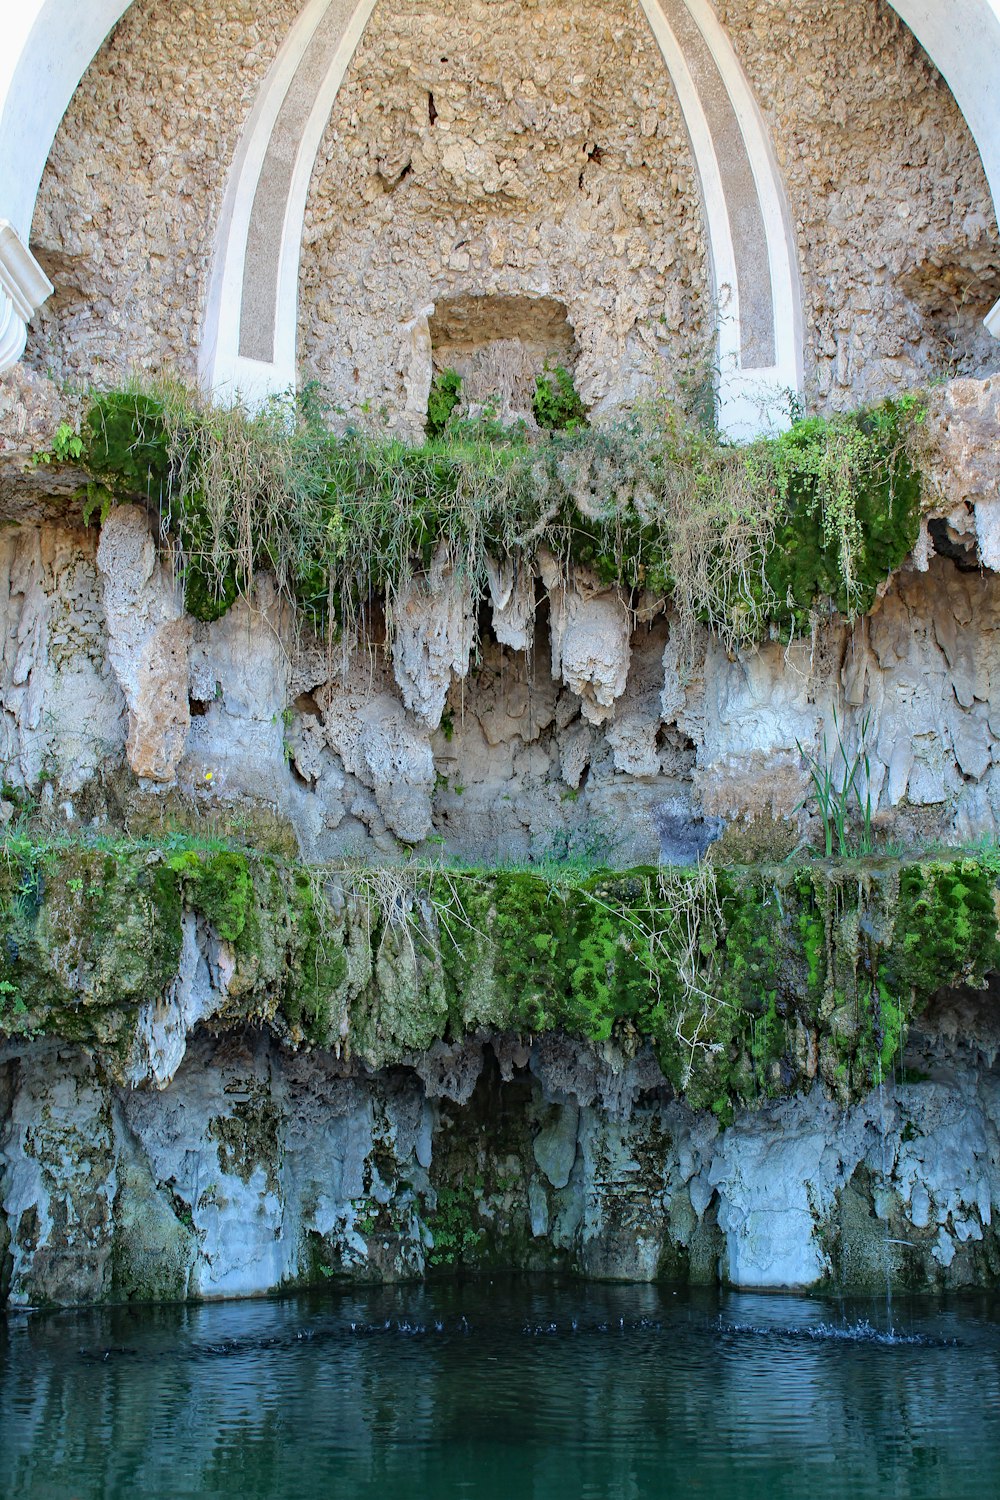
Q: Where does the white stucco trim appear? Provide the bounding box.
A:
[0,0,131,242]
[200,0,377,401]
[888,0,1000,213]
[640,0,805,436]
[682,0,805,425]
[198,0,340,400]
[637,0,744,428]
[266,0,379,399]
[0,220,54,371]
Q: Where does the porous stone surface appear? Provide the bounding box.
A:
[299,0,709,429]
[0,366,67,477]
[920,376,1000,568]
[0,521,124,793]
[3,982,999,1304]
[96,506,191,783]
[390,548,475,728]
[716,0,1000,405]
[22,0,999,420]
[182,582,291,797]
[27,0,302,386]
[540,553,632,726]
[6,435,1000,863]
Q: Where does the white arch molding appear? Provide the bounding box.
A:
[199,0,802,434]
[1,0,999,424]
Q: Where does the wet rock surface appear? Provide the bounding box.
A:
[3,990,999,1304]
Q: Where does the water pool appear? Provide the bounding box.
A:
[2,1281,998,1499]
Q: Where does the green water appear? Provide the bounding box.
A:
[2,1281,998,1499]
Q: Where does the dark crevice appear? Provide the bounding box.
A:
[579,143,602,190]
[294,691,322,719]
[428,91,437,125]
[927,518,980,571]
[381,160,412,194]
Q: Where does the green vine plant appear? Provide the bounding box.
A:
[40,376,924,661]
[797,707,874,858]
[532,362,588,431]
[425,368,462,439]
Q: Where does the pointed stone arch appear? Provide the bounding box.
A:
[199,0,804,435]
[1,0,999,423]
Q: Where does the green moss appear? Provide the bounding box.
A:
[208,1082,282,1195]
[0,844,183,1034]
[283,870,349,1044]
[1,838,996,1112]
[426,1181,486,1267]
[51,383,925,647]
[761,402,922,629]
[888,858,1000,1001]
[168,848,253,941]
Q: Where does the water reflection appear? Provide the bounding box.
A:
[2,1282,999,1499]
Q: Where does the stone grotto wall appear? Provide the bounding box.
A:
[2,380,1000,867]
[3,0,1000,1309]
[0,373,996,1306]
[24,0,1000,418]
[25,0,303,388]
[297,0,709,430]
[3,981,999,1305]
[716,0,1000,405]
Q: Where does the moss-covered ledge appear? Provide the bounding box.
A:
[31,382,924,646]
[0,837,996,1121]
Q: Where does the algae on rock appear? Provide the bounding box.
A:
[0,835,995,1116]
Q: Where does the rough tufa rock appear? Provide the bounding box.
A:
[540,551,631,725]
[486,556,535,652]
[391,546,474,729]
[96,505,191,782]
[922,377,1000,568]
[320,684,435,844]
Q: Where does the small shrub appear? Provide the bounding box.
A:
[533,362,587,431]
[425,368,462,439]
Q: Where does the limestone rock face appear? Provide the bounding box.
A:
[540,552,631,725]
[391,548,474,729]
[96,505,190,783]
[321,685,435,844]
[4,997,1000,1304]
[921,378,1000,572]
[128,914,223,1090]
[0,522,124,791]
[486,556,535,652]
[0,1045,118,1306]
[183,583,290,798]
[0,364,66,475]
[606,622,667,776]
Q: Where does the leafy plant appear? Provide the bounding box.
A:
[533,362,587,431]
[32,421,84,466]
[39,379,924,661]
[797,708,874,858]
[425,368,462,439]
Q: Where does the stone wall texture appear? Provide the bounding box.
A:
[27,0,303,386]
[3,982,999,1304]
[717,0,1000,404]
[298,0,710,427]
[22,0,1000,416]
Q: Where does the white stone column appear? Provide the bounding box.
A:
[0,221,52,372]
